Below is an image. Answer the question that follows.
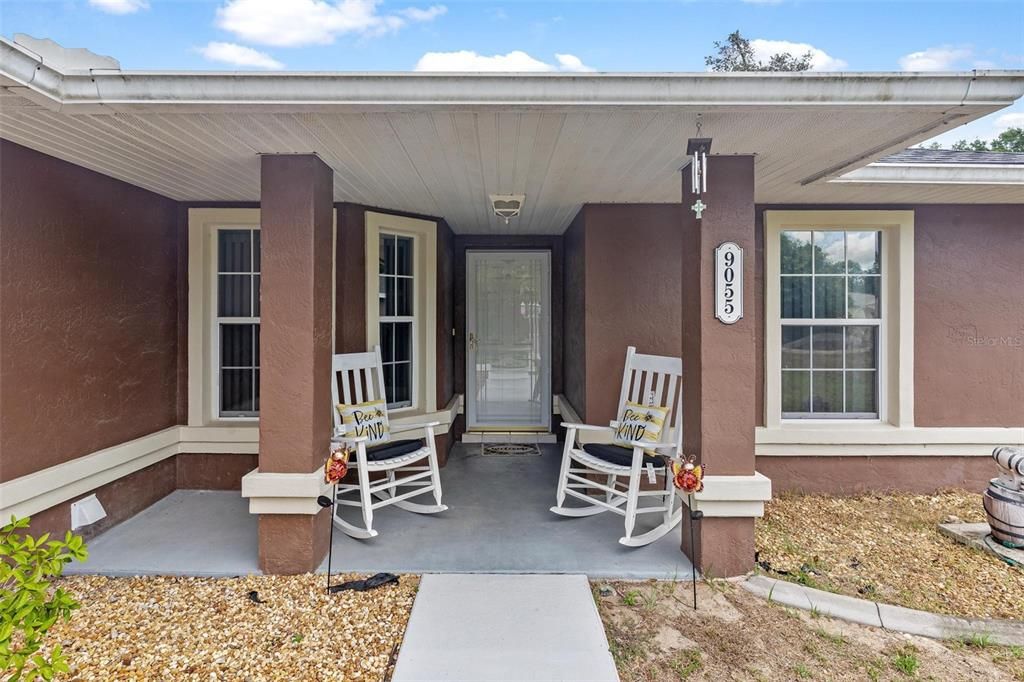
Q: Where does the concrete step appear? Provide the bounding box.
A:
[461,431,557,444]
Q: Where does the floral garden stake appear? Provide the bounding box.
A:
[672,455,705,610]
[317,445,350,594]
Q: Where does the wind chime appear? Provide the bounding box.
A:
[672,455,705,610]
[687,115,712,221]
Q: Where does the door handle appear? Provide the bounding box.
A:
[468,332,478,350]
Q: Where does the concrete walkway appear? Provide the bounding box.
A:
[393,574,619,682]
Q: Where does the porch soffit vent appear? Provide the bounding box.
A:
[490,194,525,223]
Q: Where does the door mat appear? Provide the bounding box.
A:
[481,443,542,457]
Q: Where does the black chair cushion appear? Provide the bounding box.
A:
[365,439,426,462]
[582,443,665,468]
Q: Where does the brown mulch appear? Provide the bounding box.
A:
[755,491,1024,620]
[597,579,1024,682]
[47,573,418,681]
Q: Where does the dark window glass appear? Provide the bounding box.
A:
[780,231,812,274]
[811,371,843,413]
[781,277,812,318]
[781,326,810,369]
[813,231,845,274]
[218,230,251,272]
[218,275,251,317]
[811,326,844,369]
[781,371,810,413]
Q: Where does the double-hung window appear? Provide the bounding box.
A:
[766,211,914,429]
[216,228,260,417]
[378,233,415,409]
[779,229,882,419]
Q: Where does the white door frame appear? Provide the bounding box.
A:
[466,250,552,431]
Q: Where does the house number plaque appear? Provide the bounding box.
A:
[714,242,743,325]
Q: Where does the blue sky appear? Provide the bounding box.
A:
[2,0,1022,145]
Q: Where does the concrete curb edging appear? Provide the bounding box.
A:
[743,575,1024,646]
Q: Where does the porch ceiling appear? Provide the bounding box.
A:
[2,38,1023,234]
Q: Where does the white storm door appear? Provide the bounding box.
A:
[466,251,551,431]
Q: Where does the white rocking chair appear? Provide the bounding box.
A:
[551,346,684,547]
[329,347,447,539]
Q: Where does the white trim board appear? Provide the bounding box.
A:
[678,472,773,518]
[756,425,1023,456]
[0,426,252,521]
[0,396,464,522]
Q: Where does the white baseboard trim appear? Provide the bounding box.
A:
[0,425,258,521]
[756,425,1023,457]
[0,397,467,523]
[678,472,773,518]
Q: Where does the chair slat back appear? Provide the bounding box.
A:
[331,347,387,433]
[615,346,684,454]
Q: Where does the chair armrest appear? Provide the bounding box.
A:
[395,421,442,432]
[331,428,369,445]
[618,440,678,453]
[560,422,614,432]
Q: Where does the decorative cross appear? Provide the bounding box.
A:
[691,199,707,220]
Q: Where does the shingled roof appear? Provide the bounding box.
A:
[881,149,1024,165]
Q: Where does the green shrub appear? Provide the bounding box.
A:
[0,516,88,681]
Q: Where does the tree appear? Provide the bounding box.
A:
[991,127,1024,152]
[705,31,813,72]
[944,127,1024,152]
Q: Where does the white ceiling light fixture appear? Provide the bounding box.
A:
[490,194,525,224]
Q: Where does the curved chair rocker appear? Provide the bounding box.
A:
[551,346,684,547]
[330,347,447,539]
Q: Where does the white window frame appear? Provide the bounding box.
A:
[188,208,337,427]
[365,211,437,415]
[765,210,914,429]
[378,232,416,409]
[214,226,261,419]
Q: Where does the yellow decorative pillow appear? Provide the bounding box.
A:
[337,400,390,446]
[613,402,668,454]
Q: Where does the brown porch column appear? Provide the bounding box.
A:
[680,155,760,577]
[257,154,334,574]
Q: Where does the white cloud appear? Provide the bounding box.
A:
[216,0,446,47]
[88,0,148,14]
[415,50,594,72]
[750,39,847,71]
[898,46,973,71]
[995,112,1024,131]
[197,42,284,69]
[398,5,447,22]
[555,53,595,73]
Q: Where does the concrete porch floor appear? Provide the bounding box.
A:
[67,443,692,579]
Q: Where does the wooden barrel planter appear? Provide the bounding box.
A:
[984,446,1024,549]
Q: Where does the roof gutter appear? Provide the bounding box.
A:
[3,37,1023,114]
[833,162,1024,186]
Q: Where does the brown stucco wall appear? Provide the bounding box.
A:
[757,455,993,495]
[755,204,1024,429]
[176,453,259,490]
[0,140,180,483]
[913,205,1024,427]
[437,220,456,410]
[27,458,178,541]
[562,204,683,425]
[563,212,587,418]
